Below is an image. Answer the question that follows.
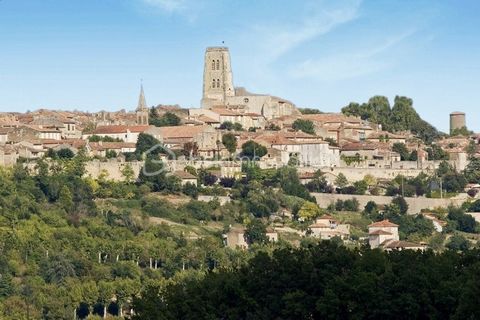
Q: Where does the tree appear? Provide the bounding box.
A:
[343,198,359,212]
[353,180,368,195]
[451,126,472,136]
[392,196,408,215]
[220,121,243,131]
[298,108,322,114]
[244,219,268,245]
[392,143,411,161]
[222,133,237,154]
[266,123,281,131]
[182,182,198,199]
[42,254,76,284]
[442,172,467,193]
[297,201,320,221]
[97,281,114,319]
[464,158,480,183]
[426,144,449,161]
[342,95,440,143]
[105,149,117,159]
[57,148,75,159]
[121,164,135,183]
[446,234,470,251]
[292,119,315,135]
[135,133,162,158]
[364,201,378,215]
[150,109,181,127]
[305,176,331,193]
[274,166,315,202]
[198,169,217,186]
[335,173,348,188]
[58,185,73,213]
[448,207,477,233]
[183,142,199,158]
[241,141,267,160]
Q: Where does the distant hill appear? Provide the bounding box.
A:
[342,95,442,143]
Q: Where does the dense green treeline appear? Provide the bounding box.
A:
[342,95,442,143]
[133,242,480,320]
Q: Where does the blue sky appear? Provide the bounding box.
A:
[0,0,479,132]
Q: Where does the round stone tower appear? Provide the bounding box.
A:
[450,112,466,134]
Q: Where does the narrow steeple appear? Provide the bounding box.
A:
[137,82,148,111]
[136,81,149,125]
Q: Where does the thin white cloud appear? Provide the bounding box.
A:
[254,0,362,61]
[289,29,416,81]
[141,0,186,13]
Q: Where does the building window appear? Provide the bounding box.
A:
[216,60,220,70]
[212,79,216,88]
[216,79,220,88]
[212,60,215,70]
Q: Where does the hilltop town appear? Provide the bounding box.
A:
[1,47,480,318]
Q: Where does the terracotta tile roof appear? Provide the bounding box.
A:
[26,125,60,133]
[298,171,316,179]
[366,131,407,140]
[88,142,136,151]
[369,230,393,235]
[150,125,213,139]
[318,214,335,220]
[173,170,197,180]
[40,139,62,145]
[309,223,330,228]
[341,142,378,151]
[197,115,220,123]
[210,107,241,116]
[368,219,399,228]
[0,128,13,134]
[93,125,149,134]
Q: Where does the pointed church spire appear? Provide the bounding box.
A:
[137,82,148,111]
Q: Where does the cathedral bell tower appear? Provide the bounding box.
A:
[201,47,235,108]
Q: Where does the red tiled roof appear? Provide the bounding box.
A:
[369,230,393,235]
[173,170,197,180]
[318,214,335,220]
[93,125,149,134]
[368,219,399,228]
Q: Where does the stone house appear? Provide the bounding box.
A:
[85,125,150,143]
[368,219,426,251]
[0,145,19,166]
[9,125,62,142]
[368,219,400,249]
[172,170,198,186]
[145,125,221,158]
[87,142,136,158]
[252,132,340,167]
[366,131,407,145]
[223,227,278,249]
[309,215,350,240]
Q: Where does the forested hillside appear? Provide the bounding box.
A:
[133,242,480,320]
[342,95,442,143]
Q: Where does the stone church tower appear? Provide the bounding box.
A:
[201,47,235,108]
[136,84,149,125]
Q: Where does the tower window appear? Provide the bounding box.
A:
[212,79,216,88]
[216,60,220,70]
[217,79,220,88]
[212,60,215,70]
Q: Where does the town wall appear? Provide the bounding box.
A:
[313,193,465,214]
